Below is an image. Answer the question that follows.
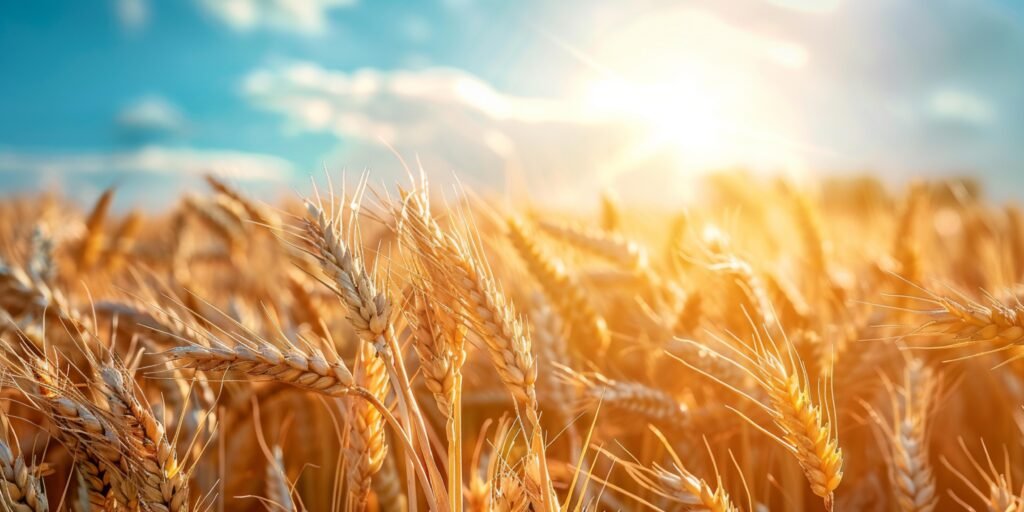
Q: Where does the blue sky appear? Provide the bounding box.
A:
[2,0,1023,208]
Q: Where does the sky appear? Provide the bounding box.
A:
[1,0,1023,208]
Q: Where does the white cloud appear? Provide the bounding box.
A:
[243,62,629,203]
[243,63,593,138]
[241,61,792,207]
[195,0,355,34]
[0,146,294,181]
[115,0,149,31]
[117,95,187,135]
[760,0,841,13]
[928,88,996,126]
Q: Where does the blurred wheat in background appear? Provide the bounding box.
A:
[1,171,1023,511]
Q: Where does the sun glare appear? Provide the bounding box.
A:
[584,77,728,161]
[574,6,815,184]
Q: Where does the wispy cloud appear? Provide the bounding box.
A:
[195,0,355,34]
[114,0,149,31]
[928,88,996,126]
[0,146,294,181]
[243,63,590,132]
[117,95,187,136]
[241,61,710,205]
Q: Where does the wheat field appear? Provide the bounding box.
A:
[0,171,1021,511]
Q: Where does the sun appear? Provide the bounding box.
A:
[572,6,814,183]
[583,76,729,162]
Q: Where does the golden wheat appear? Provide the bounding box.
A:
[3,172,1024,511]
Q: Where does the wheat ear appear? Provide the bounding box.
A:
[76,186,114,270]
[757,337,843,505]
[561,368,691,429]
[302,196,447,510]
[942,438,1023,512]
[599,191,621,232]
[400,188,556,510]
[625,464,738,512]
[373,450,407,512]
[102,211,142,272]
[0,441,48,512]
[0,409,48,512]
[345,341,390,510]
[182,195,244,257]
[168,337,435,505]
[400,192,539,421]
[913,290,1024,352]
[889,360,938,512]
[755,335,843,509]
[507,217,610,357]
[266,446,296,512]
[27,224,55,286]
[779,182,830,279]
[28,360,135,508]
[600,430,739,512]
[96,365,188,512]
[408,290,460,416]
[678,329,843,509]
[204,174,283,232]
[168,340,354,395]
[535,220,647,270]
[707,255,774,328]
